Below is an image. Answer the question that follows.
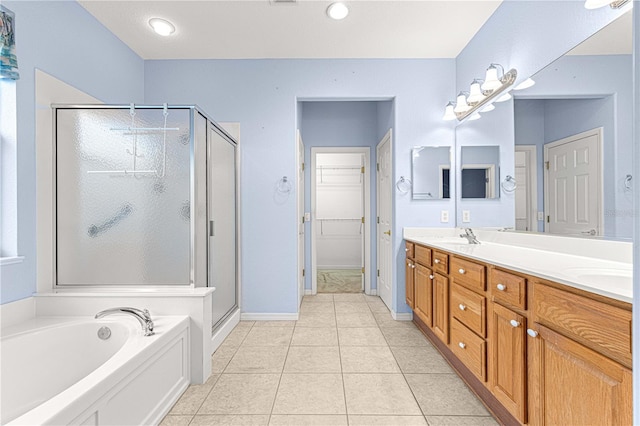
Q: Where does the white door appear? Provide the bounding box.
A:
[545,128,602,236]
[297,131,305,306]
[514,146,538,232]
[377,130,393,310]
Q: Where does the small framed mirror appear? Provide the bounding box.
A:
[460,146,500,199]
[411,146,451,200]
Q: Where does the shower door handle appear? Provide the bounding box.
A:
[210,220,215,237]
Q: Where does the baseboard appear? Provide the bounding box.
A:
[241,313,299,321]
[304,289,314,295]
[367,289,377,296]
[211,309,240,353]
[391,311,413,321]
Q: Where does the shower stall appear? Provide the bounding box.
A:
[53,105,238,332]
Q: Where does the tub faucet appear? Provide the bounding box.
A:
[95,307,155,336]
[460,228,480,244]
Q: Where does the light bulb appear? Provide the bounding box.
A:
[495,92,512,103]
[327,3,349,20]
[514,78,535,90]
[481,65,502,92]
[584,0,613,8]
[443,102,456,121]
[148,18,176,36]
[453,93,470,113]
[467,79,485,104]
[468,112,481,121]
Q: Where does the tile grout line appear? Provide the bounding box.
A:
[266,324,294,424]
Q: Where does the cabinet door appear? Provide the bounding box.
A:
[490,303,526,423]
[528,324,632,426]
[405,259,415,309]
[432,273,449,344]
[414,264,433,327]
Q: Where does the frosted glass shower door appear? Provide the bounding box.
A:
[209,125,238,330]
[56,107,192,285]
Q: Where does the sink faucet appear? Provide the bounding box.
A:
[460,228,480,244]
[95,307,155,336]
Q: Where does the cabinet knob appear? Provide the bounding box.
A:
[458,268,466,274]
[405,248,409,252]
[510,319,521,328]
[434,259,440,264]
[458,304,466,311]
[496,283,506,291]
[458,342,466,349]
[411,264,416,269]
[429,275,434,280]
[527,329,539,338]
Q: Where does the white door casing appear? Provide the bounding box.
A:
[376,130,393,310]
[544,128,603,236]
[297,130,305,306]
[514,146,537,232]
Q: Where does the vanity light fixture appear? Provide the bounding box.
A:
[584,0,630,9]
[443,102,457,121]
[148,18,176,36]
[442,63,517,121]
[514,78,535,90]
[327,2,349,20]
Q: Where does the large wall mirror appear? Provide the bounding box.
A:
[460,146,500,199]
[512,9,632,239]
[411,146,451,200]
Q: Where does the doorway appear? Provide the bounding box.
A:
[514,145,537,232]
[311,147,370,295]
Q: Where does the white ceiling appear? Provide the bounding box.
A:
[78,0,502,60]
[567,9,632,56]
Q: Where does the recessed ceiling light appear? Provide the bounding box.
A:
[148,18,176,36]
[327,2,349,20]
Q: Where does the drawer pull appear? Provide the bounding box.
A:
[458,304,466,311]
[496,283,506,291]
[510,319,521,328]
[458,342,466,349]
[429,275,434,280]
[458,268,466,274]
[434,259,440,264]
[527,329,539,338]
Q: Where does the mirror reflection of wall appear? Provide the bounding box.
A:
[411,147,451,200]
[460,146,500,199]
[513,9,632,239]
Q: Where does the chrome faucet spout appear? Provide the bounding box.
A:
[459,228,480,244]
[95,307,155,336]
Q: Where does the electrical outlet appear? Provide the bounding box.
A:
[440,210,449,223]
[537,211,544,221]
[462,210,471,223]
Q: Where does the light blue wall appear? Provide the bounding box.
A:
[513,54,633,239]
[1,1,144,304]
[300,101,388,292]
[144,59,455,314]
[453,1,627,229]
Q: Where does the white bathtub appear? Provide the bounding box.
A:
[1,315,190,425]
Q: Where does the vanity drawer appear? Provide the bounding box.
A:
[450,318,487,382]
[405,241,415,259]
[451,283,486,337]
[533,283,632,367]
[432,250,449,274]
[414,245,432,267]
[451,257,486,292]
[490,268,527,310]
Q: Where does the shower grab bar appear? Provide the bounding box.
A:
[88,203,133,237]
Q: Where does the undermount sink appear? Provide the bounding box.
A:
[560,267,632,290]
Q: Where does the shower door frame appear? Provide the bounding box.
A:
[50,104,207,289]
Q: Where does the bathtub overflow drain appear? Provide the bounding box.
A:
[98,326,112,340]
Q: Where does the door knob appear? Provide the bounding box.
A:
[581,229,596,236]
[383,230,391,236]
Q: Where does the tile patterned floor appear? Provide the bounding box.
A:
[161,294,498,426]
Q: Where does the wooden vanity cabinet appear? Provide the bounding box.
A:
[414,264,433,327]
[432,272,449,344]
[405,258,415,309]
